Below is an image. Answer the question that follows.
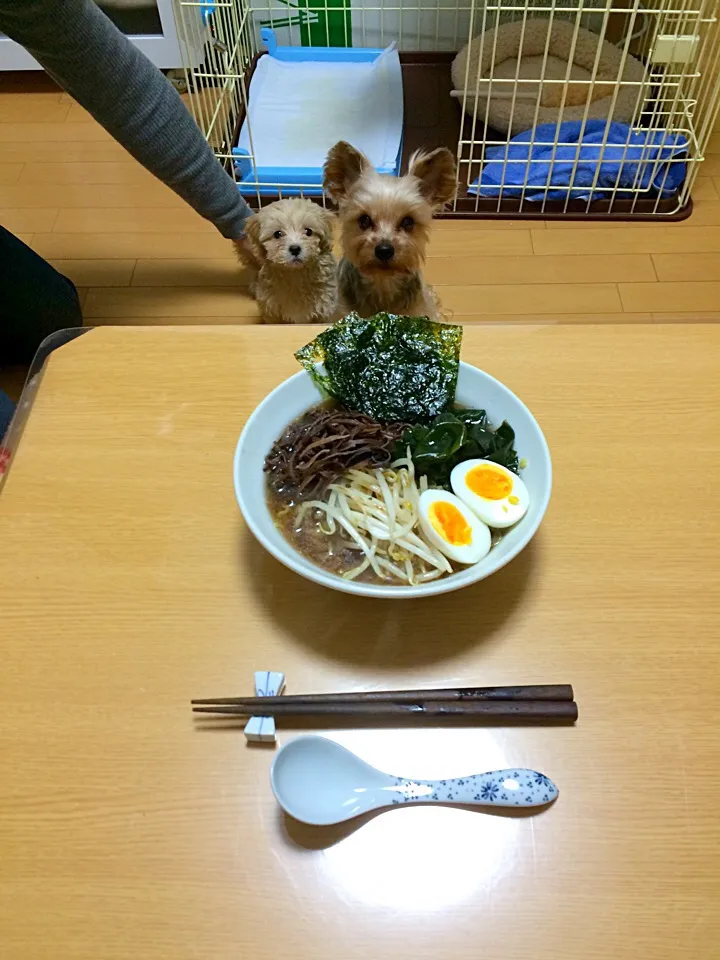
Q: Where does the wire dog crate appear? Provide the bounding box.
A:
[173,0,720,219]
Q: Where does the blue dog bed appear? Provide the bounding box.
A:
[471,120,688,201]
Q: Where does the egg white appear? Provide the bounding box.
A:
[450,460,529,529]
[417,489,491,565]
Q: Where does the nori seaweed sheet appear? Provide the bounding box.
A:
[295,313,462,423]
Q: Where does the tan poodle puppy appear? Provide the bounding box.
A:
[235,198,338,324]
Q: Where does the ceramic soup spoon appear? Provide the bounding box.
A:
[271,735,558,826]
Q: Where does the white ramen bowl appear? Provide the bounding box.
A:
[233,362,552,599]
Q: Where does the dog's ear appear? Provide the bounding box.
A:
[408,147,457,210]
[315,207,337,253]
[235,213,265,268]
[323,141,371,203]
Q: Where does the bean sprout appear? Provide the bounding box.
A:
[295,452,452,585]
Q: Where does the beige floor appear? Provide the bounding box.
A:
[2,75,720,341]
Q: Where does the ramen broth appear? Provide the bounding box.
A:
[265,475,506,587]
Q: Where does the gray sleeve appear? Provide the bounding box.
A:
[0,0,251,239]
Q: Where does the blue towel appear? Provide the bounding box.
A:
[471,120,688,201]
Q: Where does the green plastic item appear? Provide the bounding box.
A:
[261,0,351,48]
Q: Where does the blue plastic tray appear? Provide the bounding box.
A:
[232,28,403,198]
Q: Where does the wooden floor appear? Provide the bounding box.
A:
[2,75,720,332]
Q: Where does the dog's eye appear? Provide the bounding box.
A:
[358,214,373,231]
[273,230,284,239]
[304,228,313,237]
[400,216,415,230]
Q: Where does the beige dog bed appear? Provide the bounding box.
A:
[452,19,646,136]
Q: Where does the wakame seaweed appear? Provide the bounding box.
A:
[398,409,520,488]
[295,313,462,423]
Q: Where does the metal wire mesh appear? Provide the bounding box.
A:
[172,0,720,217]
[456,0,719,214]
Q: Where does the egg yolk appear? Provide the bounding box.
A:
[428,501,472,546]
[466,464,513,501]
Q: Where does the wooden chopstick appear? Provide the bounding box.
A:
[191,683,574,708]
[193,699,578,721]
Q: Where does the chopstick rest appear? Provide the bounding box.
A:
[244,671,286,744]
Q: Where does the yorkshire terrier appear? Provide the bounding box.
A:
[323,141,456,319]
[235,198,338,324]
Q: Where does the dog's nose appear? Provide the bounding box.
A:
[375,242,395,262]
[289,245,302,257]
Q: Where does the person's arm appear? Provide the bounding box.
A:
[0,0,251,239]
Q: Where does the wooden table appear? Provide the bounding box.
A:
[1,324,719,960]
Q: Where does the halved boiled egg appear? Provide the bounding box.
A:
[450,460,529,529]
[418,489,491,565]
